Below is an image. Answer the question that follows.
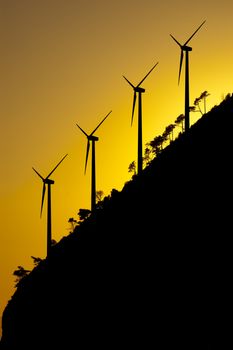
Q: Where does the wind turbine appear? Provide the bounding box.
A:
[170,20,206,132]
[123,61,159,175]
[32,153,68,258]
[76,110,112,213]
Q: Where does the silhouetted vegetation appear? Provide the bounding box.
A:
[129,90,210,172]
[128,160,136,176]
[68,217,78,232]
[13,266,31,287]
[77,208,91,222]
[76,111,111,212]
[193,90,210,115]
[1,94,232,349]
[31,256,43,267]
[174,113,185,132]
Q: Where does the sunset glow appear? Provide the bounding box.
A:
[1,0,233,336]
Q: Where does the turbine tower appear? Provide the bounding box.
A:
[32,153,68,258]
[123,62,158,174]
[76,110,111,213]
[170,20,206,132]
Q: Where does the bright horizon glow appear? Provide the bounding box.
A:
[1,0,233,337]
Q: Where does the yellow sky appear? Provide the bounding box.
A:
[1,0,233,336]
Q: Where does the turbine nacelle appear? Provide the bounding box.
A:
[123,61,159,126]
[76,110,112,174]
[182,45,192,52]
[170,20,206,51]
[44,178,55,185]
[32,153,68,217]
[170,20,206,85]
[88,135,99,142]
[170,20,206,131]
[135,86,145,93]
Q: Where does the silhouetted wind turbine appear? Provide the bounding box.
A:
[123,62,159,174]
[32,154,68,258]
[76,110,111,213]
[170,20,206,132]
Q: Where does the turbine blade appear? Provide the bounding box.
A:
[32,167,44,181]
[170,34,182,48]
[76,123,89,137]
[184,20,206,46]
[137,61,159,87]
[84,140,90,174]
[46,153,68,179]
[90,110,112,136]
[178,50,184,85]
[131,91,137,126]
[123,75,135,89]
[40,183,46,218]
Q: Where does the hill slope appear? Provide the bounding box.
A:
[1,94,233,349]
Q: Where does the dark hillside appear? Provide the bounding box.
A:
[1,94,232,349]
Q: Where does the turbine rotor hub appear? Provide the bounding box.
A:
[135,86,145,93]
[182,45,192,52]
[45,179,55,185]
[89,135,99,141]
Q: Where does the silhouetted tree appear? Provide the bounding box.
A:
[162,129,169,144]
[13,266,31,287]
[110,188,119,200]
[192,91,210,115]
[96,190,104,202]
[148,135,164,156]
[189,105,197,113]
[193,97,203,115]
[78,208,91,222]
[200,90,210,113]
[128,161,136,176]
[174,114,185,132]
[163,124,175,144]
[68,217,78,231]
[143,147,152,167]
[31,256,43,267]
[95,190,105,210]
[189,105,200,126]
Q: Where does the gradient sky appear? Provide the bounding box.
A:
[1,0,233,335]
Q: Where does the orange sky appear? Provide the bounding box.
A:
[1,0,233,336]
